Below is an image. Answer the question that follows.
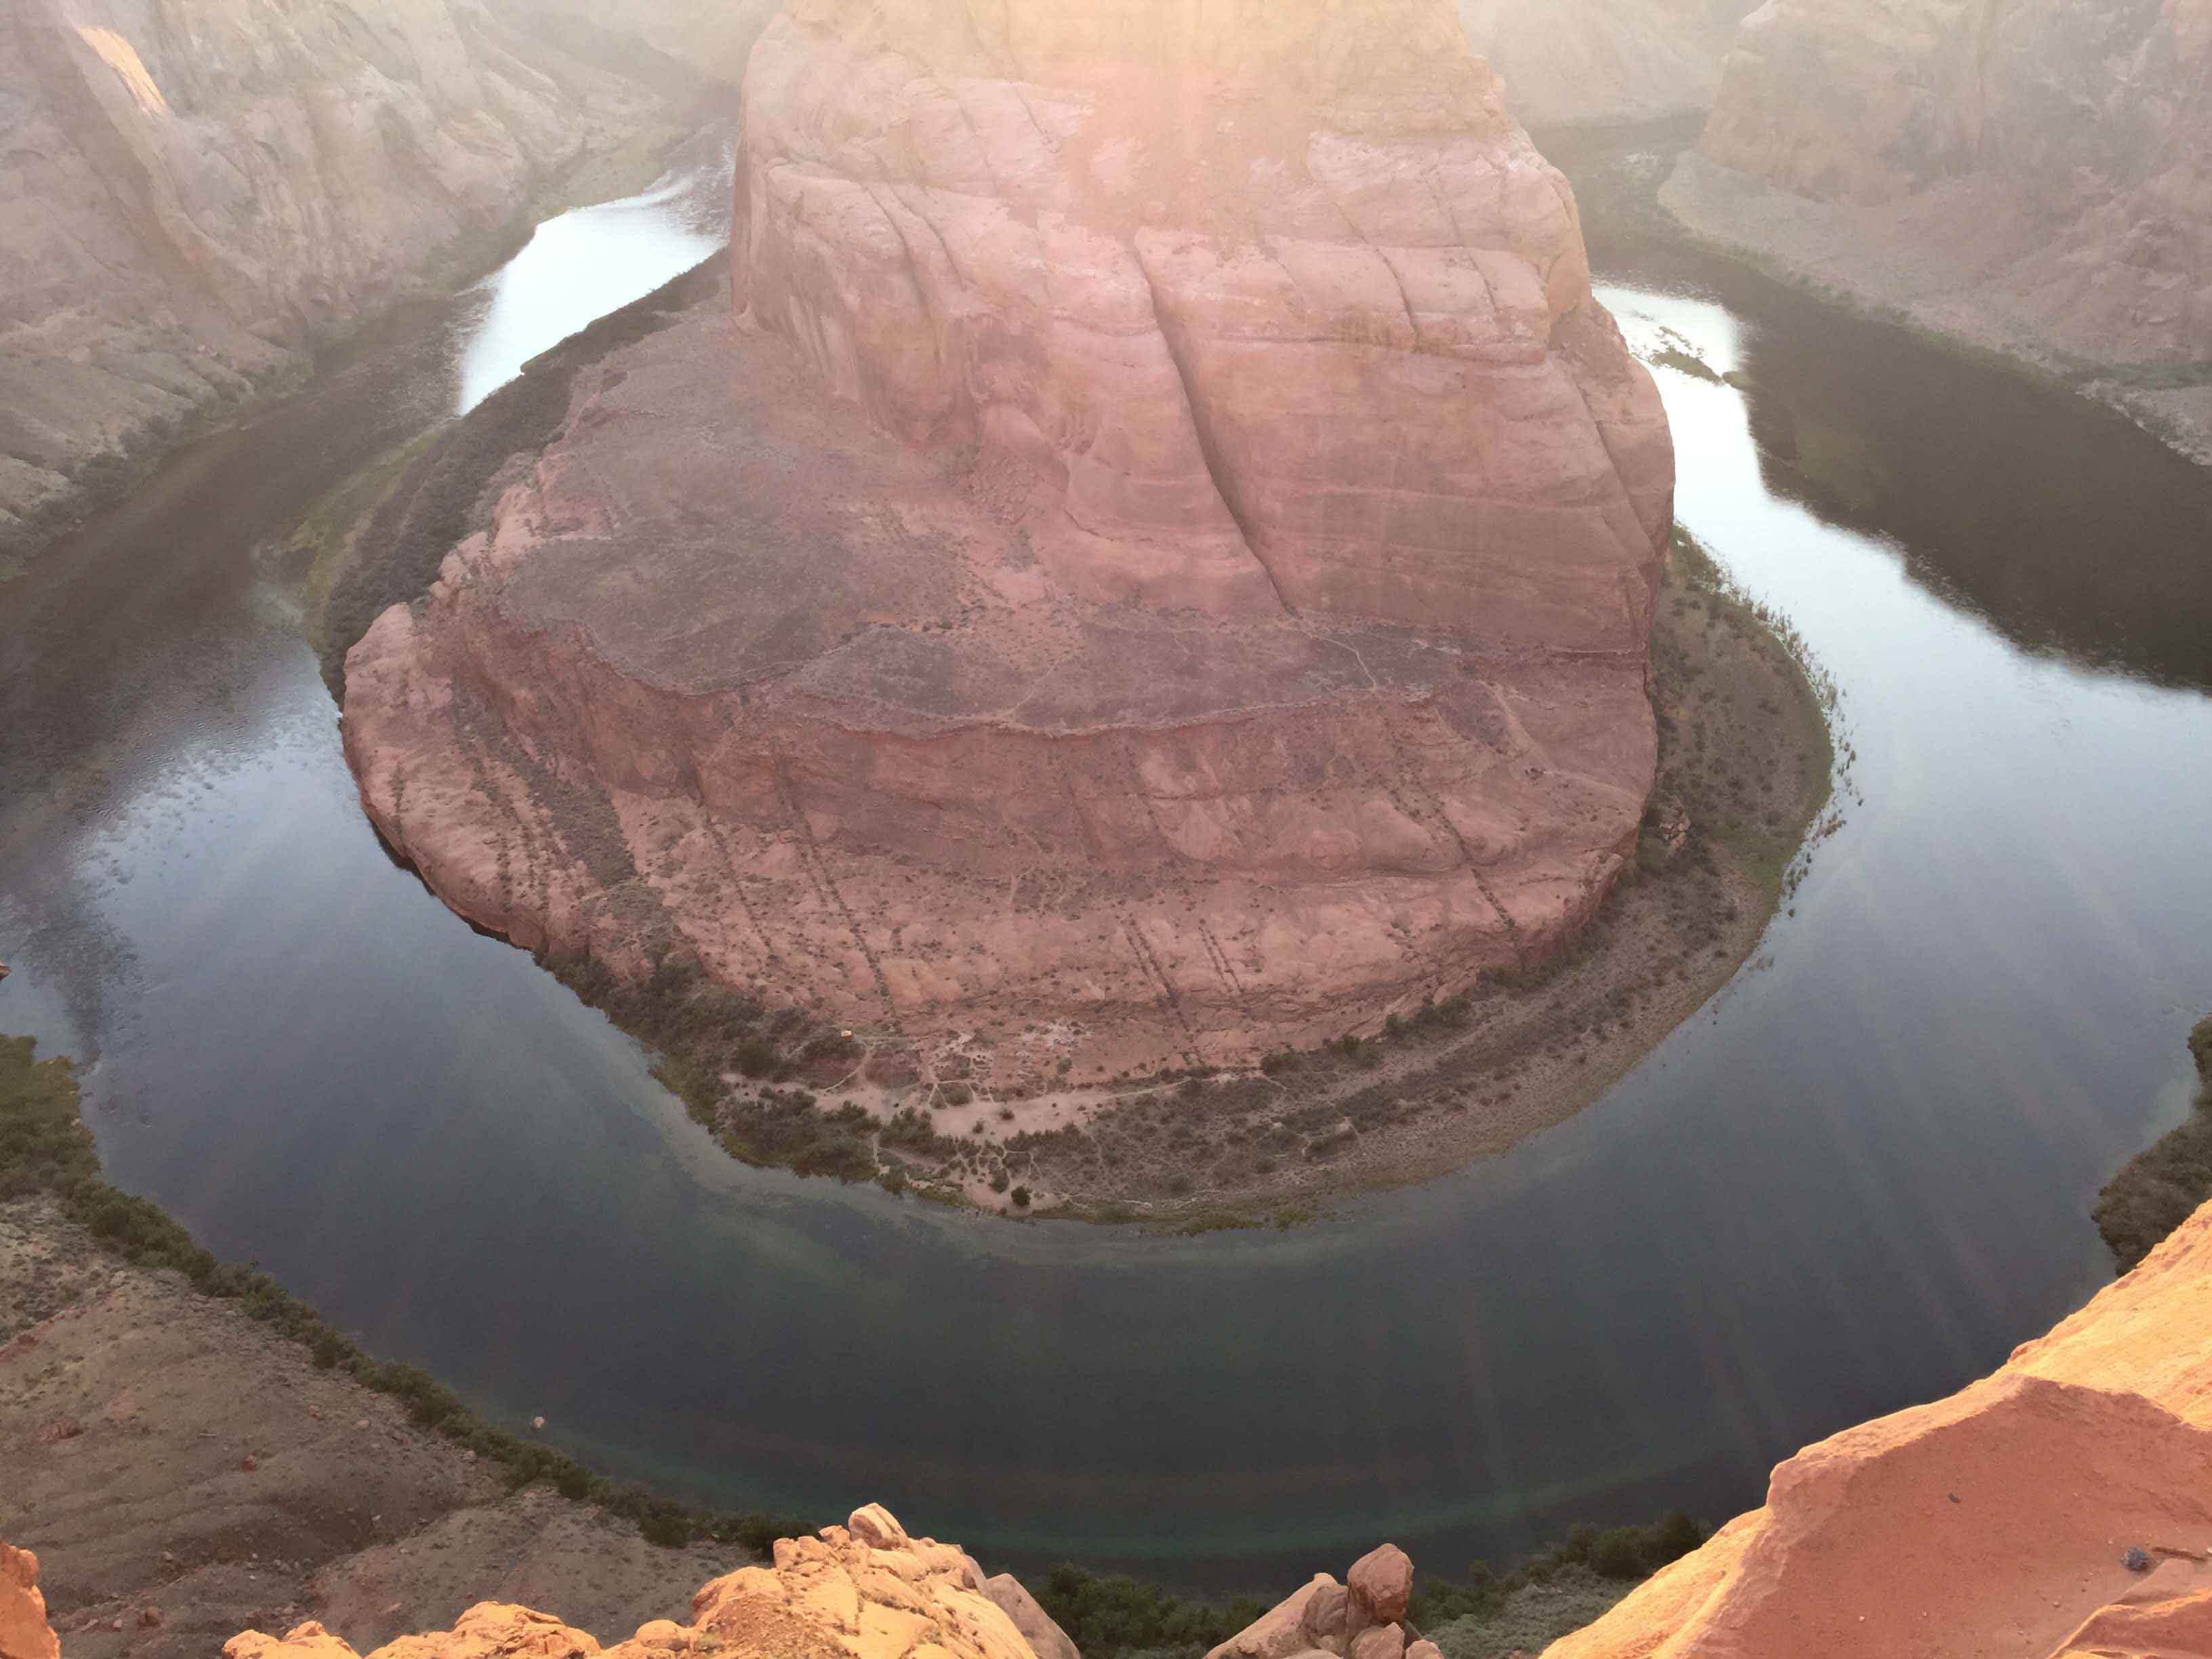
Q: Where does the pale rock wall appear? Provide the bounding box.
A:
[1458,0,1760,128]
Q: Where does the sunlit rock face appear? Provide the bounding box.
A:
[343,0,1673,1080]
[1458,0,1759,127]
[1691,0,2212,369]
[1547,1193,2212,1659]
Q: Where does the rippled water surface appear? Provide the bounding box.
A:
[3,141,2209,1590]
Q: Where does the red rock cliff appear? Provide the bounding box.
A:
[343,0,1672,1082]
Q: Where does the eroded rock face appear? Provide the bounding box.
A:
[1687,0,2212,372]
[0,0,702,551]
[225,1507,1060,1659]
[344,0,1671,1082]
[740,0,1673,631]
[1544,1194,2212,1658]
[1459,0,1759,127]
[1,1544,60,1659]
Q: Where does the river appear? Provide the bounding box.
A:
[2,137,2209,1592]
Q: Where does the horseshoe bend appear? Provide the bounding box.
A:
[338,0,1693,1191]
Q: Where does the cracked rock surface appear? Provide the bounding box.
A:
[343,0,1673,1078]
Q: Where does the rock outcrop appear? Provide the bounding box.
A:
[1205,1542,1437,1659]
[1665,0,2212,459]
[226,1506,1073,1659]
[1,1545,59,1659]
[1544,1193,2212,1658]
[0,0,712,555]
[1458,0,1759,128]
[343,0,1673,1082]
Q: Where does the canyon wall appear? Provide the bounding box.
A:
[0,0,724,557]
[1665,0,2212,457]
[1458,0,1759,128]
[342,0,1673,1083]
[1547,1192,2212,1657]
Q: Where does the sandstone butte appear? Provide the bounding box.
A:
[1674,0,2212,390]
[341,0,1677,1082]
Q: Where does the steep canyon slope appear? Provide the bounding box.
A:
[0,0,747,558]
[1664,0,2212,457]
[1459,0,1759,128]
[340,0,1675,1087]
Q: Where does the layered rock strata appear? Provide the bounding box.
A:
[1547,1193,2212,1657]
[344,0,1673,1079]
[1666,0,2212,459]
[0,0,712,552]
[225,1506,1073,1659]
[1459,0,1759,128]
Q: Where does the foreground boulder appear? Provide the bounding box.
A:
[344,0,1673,1084]
[1207,1540,1437,1659]
[1545,1195,2212,1657]
[226,1506,1070,1659]
[1,1546,58,1659]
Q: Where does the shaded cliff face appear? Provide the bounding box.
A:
[1458,0,1759,127]
[1692,0,2212,371]
[0,0,718,554]
[342,0,1672,1083]
[1547,1193,2212,1657]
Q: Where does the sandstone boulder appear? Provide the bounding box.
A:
[344,0,1671,1084]
[0,1545,58,1659]
[1347,1544,1414,1624]
[1211,1548,1423,1659]
[1545,1195,2212,1657]
[227,1507,1052,1659]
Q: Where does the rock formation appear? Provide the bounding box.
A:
[0,0,717,555]
[342,0,1673,1082]
[1458,0,1759,128]
[1,1546,59,1659]
[224,1506,1074,1659]
[1208,1542,1440,1659]
[1546,1193,2212,1657]
[1665,0,2212,458]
